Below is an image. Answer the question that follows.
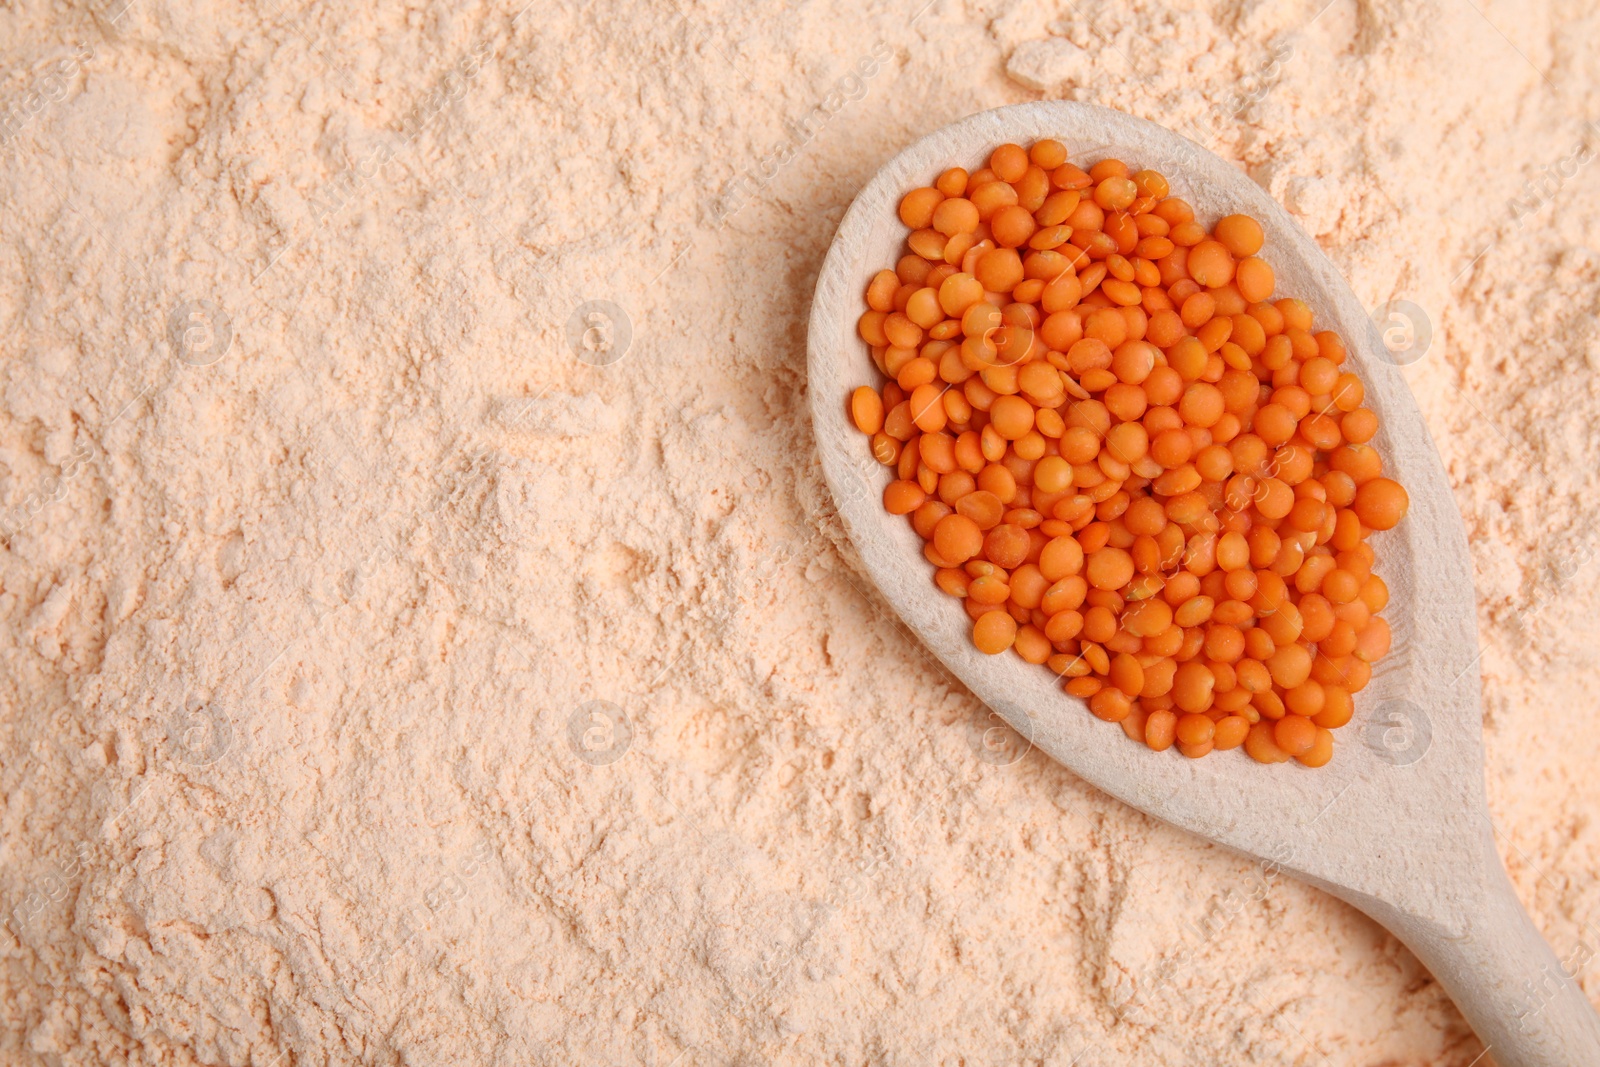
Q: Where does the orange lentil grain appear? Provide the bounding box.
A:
[973,610,1019,654]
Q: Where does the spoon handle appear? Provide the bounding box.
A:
[1364,848,1600,1067]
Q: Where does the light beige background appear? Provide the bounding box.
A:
[1,0,1596,1064]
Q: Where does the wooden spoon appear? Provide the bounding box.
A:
[807,101,1600,1067]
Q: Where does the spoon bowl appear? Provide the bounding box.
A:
[807,101,1600,1066]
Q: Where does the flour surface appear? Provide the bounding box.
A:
[2,1,1598,1064]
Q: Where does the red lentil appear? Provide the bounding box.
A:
[852,142,1408,766]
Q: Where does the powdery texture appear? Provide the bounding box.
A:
[1,0,1597,1064]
